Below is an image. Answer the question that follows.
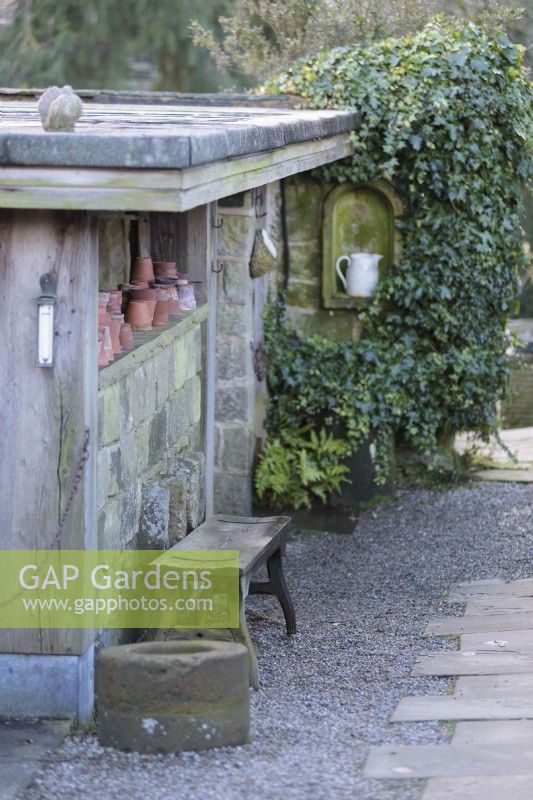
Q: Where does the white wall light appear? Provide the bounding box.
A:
[37,273,57,367]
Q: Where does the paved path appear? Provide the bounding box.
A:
[365,577,533,798]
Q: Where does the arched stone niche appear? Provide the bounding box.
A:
[322,181,402,309]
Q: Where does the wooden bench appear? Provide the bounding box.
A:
[172,514,296,688]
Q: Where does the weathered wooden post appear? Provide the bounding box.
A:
[0,209,98,718]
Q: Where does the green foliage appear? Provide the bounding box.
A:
[255,425,351,509]
[191,0,523,83]
[256,21,533,508]
[0,0,236,91]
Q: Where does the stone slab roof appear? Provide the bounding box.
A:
[0,97,358,169]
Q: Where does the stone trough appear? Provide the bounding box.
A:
[97,640,250,753]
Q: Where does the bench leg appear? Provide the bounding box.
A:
[232,575,260,690]
[267,548,297,635]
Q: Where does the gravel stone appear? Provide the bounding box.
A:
[23,483,533,800]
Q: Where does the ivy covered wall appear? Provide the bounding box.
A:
[256,20,533,509]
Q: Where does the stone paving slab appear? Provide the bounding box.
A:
[412,650,533,676]
[461,628,533,652]
[0,719,70,800]
[453,720,533,745]
[422,774,533,800]
[454,674,533,698]
[452,579,505,590]
[391,694,533,721]
[448,579,533,603]
[379,577,533,797]
[466,596,533,614]
[425,612,533,636]
[364,742,533,779]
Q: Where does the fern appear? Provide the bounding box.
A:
[255,427,351,509]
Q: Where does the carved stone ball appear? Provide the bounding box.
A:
[38,85,83,132]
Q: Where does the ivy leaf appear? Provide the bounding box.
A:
[447,48,469,68]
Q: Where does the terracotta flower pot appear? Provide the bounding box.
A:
[102,325,114,363]
[98,304,108,326]
[107,290,123,314]
[129,287,157,323]
[119,322,134,351]
[132,287,158,301]
[130,279,150,289]
[98,329,108,368]
[126,300,152,331]
[108,314,124,355]
[154,260,177,278]
[152,299,170,327]
[131,256,155,284]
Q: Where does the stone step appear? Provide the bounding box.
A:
[425,612,533,636]
[392,694,533,722]
[454,674,533,698]
[364,742,533,779]
[461,628,533,653]
[448,579,533,604]
[466,596,533,615]
[422,775,533,799]
[453,719,533,746]
[412,650,533,676]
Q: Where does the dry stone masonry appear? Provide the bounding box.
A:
[214,188,278,514]
[97,316,205,550]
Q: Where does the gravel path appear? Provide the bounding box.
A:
[25,483,533,800]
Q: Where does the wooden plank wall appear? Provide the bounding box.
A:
[0,209,98,655]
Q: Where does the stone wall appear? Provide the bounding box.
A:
[283,174,402,341]
[97,309,206,550]
[283,175,361,341]
[213,187,278,514]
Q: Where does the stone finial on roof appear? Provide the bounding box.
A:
[38,85,83,132]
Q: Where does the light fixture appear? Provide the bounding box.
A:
[37,273,57,367]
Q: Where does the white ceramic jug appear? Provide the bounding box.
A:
[335,252,383,298]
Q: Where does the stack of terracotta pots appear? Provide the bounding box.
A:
[98,289,134,369]
[154,260,196,312]
[124,257,156,332]
[97,255,198,368]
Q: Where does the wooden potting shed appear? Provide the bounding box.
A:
[0,91,356,720]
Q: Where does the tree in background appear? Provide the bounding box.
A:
[191,0,527,84]
[1,1,527,91]
[0,0,237,91]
